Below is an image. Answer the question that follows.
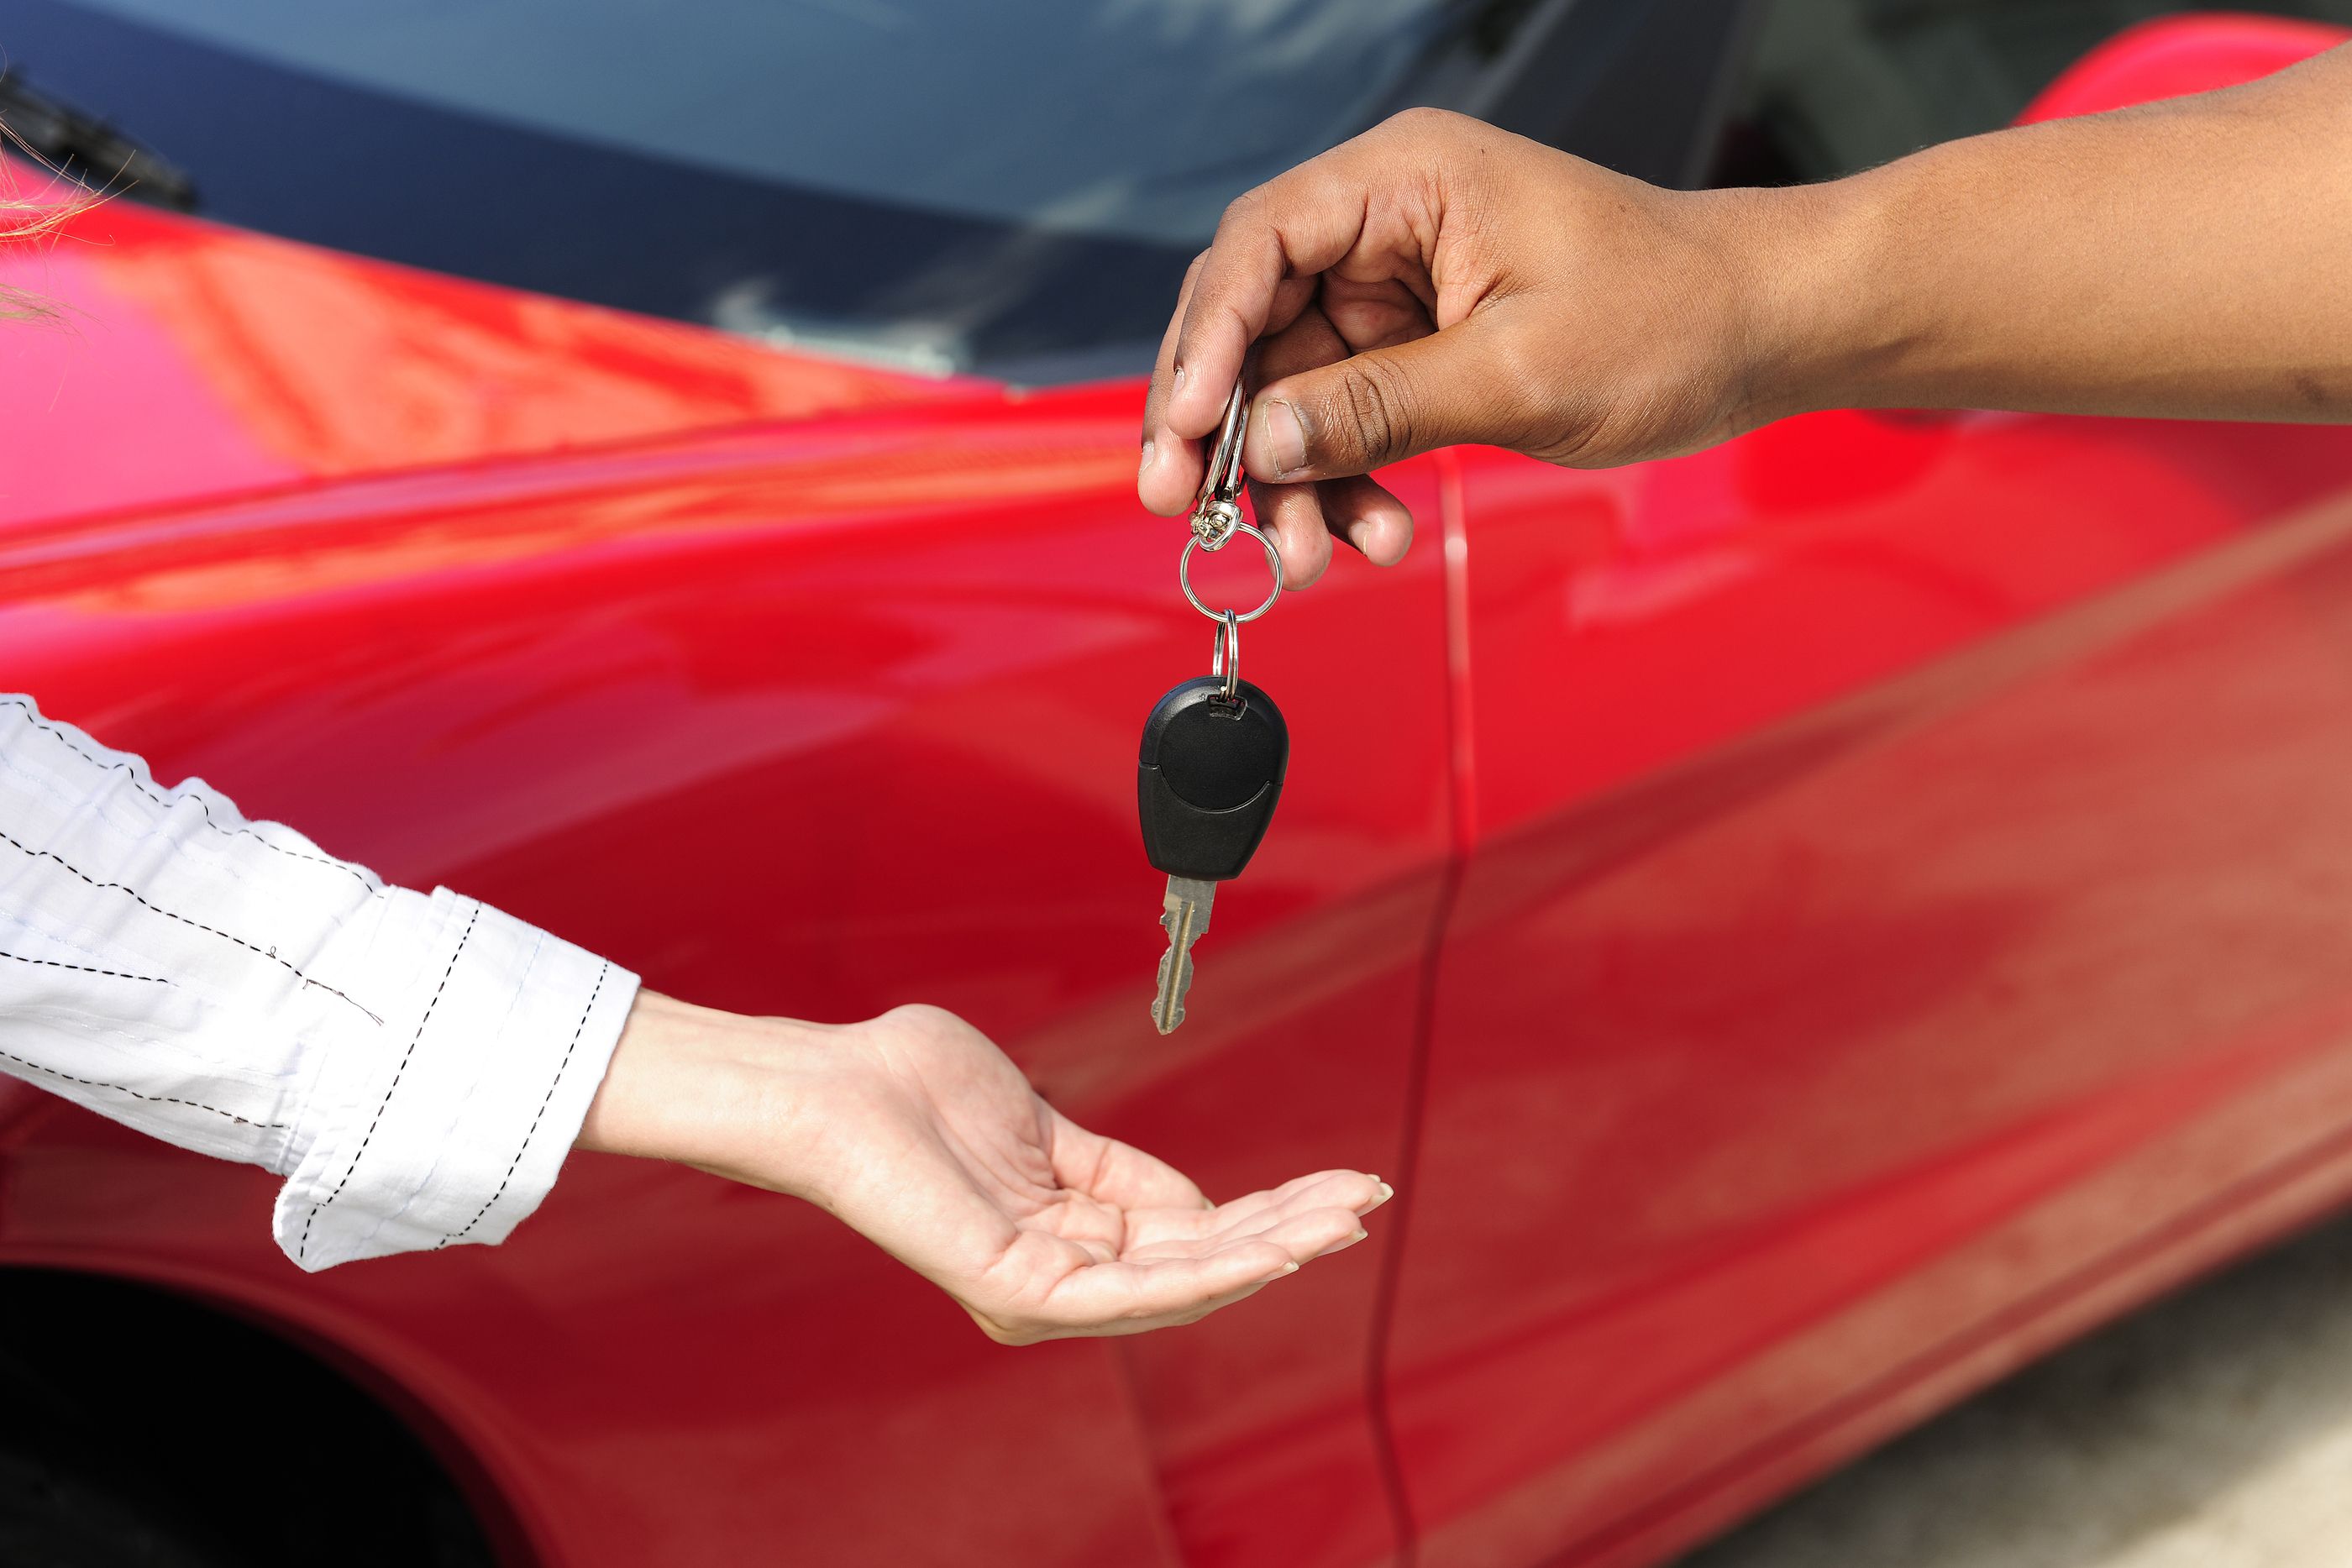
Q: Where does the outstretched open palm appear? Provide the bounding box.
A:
[719,1004,1387,1343]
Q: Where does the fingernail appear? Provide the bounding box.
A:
[1282,1261,1301,1275]
[1346,518,1375,555]
[1263,399,1307,479]
[1316,1230,1370,1260]
[1378,1182,1394,1201]
[1172,364,1189,398]
[1138,438,1157,482]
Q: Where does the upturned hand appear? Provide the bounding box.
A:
[578,990,1389,1343]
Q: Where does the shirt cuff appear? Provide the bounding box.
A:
[270,887,638,1272]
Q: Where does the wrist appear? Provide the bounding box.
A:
[575,989,841,1198]
[1709,171,1912,429]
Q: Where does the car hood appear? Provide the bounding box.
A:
[0,170,1001,533]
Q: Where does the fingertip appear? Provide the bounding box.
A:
[1242,395,1316,484]
[1254,1204,1378,1263]
[1346,511,1414,566]
[1301,1213,1373,1261]
[1138,435,1203,517]
[1237,1239,1297,1283]
[1263,398,1309,480]
[1278,508,1333,590]
[1250,476,1333,590]
[1167,356,1227,441]
[1322,477,1415,567]
[1284,544,1330,591]
[1326,1170,1389,1213]
[1136,437,1178,515]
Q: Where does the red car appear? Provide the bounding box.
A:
[4,6,2352,1565]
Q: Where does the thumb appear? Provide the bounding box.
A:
[1242,317,1515,483]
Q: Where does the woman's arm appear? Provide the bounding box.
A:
[0,695,1383,1335]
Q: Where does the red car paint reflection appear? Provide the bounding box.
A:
[4,16,2352,1567]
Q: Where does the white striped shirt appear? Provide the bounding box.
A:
[0,695,638,1269]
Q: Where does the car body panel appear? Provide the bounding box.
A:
[0,181,986,531]
[1395,414,2352,1563]
[1385,20,2352,1559]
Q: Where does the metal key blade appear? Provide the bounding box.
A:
[1152,875,1217,1034]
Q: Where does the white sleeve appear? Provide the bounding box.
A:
[0,695,640,1271]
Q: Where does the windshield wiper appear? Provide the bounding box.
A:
[0,66,196,210]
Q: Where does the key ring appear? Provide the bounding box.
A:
[1180,522,1283,624]
[1210,609,1241,699]
[1189,383,1248,549]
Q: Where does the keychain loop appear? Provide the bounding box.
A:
[1211,610,1241,699]
[1180,520,1283,624]
[1189,384,1249,549]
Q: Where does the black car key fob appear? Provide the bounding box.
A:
[1138,675,1288,879]
[1138,674,1288,1032]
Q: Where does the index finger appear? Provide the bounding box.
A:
[1138,251,1212,517]
[1149,140,1388,443]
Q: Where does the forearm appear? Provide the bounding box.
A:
[0,695,638,1270]
[1749,45,2352,427]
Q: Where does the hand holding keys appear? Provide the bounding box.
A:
[1139,384,1289,1034]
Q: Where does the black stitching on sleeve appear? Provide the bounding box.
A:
[297,905,479,1263]
[0,1045,288,1130]
[0,826,381,1025]
[0,696,381,892]
[0,948,170,984]
[441,960,611,1247]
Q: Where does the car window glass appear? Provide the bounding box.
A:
[58,0,1453,250]
[10,0,1566,380]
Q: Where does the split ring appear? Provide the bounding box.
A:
[1211,610,1241,699]
[1179,520,1283,624]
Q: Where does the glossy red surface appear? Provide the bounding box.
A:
[1385,20,2352,1563]
[0,190,1448,1565]
[0,174,986,527]
[3,18,2351,1568]
[2017,12,2349,123]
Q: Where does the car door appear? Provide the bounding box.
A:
[1380,5,2352,1565]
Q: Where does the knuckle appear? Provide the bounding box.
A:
[1333,358,1415,468]
[876,1001,958,1037]
[1380,105,1470,145]
[1214,185,1269,239]
[1478,326,1578,458]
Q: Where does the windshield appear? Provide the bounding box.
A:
[6,0,1511,380]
